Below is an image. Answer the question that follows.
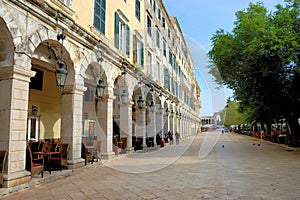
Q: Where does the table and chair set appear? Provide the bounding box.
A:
[26,140,70,177]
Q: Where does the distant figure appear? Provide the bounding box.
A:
[168,131,174,145]
[222,130,224,134]
[175,132,180,144]
[156,133,161,145]
[222,145,224,148]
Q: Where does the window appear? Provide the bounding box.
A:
[156,28,160,48]
[147,15,152,37]
[153,1,156,13]
[158,8,161,20]
[168,28,170,39]
[60,0,72,6]
[164,68,170,91]
[162,17,165,28]
[169,50,173,66]
[135,0,140,21]
[115,12,130,56]
[133,33,144,68]
[27,117,40,141]
[147,51,152,75]
[93,0,106,35]
[163,40,166,57]
[30,68,43,91]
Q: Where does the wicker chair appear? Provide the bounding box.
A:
[81,143,93,165]
[26,147,44,178]
[0,150,8,187]
[49,143,69,171]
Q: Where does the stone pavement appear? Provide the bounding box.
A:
[1,132,300,199]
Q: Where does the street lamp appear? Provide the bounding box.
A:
[55,30,68,91]
[149,101,155,112]
[121,90,128,104]
[31,105,38,117]
[96,79,106,98]
[137,96,144,109]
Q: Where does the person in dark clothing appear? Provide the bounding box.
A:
[168,131,174,145]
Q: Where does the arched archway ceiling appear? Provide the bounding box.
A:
[32,40,72,71]
[0,18,14,67]
[85,62,107,85]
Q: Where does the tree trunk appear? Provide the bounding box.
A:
[286,115,300,146]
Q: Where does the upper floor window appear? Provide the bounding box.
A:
[135,0,140,21]
[163,40,166,57]
[147,15,152,37]
[133,33,144,68]
[115,12,130,56]
[156,28,160,48]
[158,8,161,20]
[162,17,165,29]
[60,0,72,6]
[153,1,156,13]
[93,0,106,35]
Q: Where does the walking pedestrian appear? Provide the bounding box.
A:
[175,132,180,144]
[168,131,174,145]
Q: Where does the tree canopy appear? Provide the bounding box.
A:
[208,0,300,142]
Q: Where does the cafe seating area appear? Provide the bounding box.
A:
[26,139,70,176]
[0,150,8,187]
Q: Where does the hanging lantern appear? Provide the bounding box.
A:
[121,90,128,104]
[137,96,145,109]
[96,79,106,98]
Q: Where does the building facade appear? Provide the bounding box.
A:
[0,0,201,188]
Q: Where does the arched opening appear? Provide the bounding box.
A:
[28,39,73,142]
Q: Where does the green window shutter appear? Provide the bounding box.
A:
[135,0,140,21]
[141,42,144,68]
[100,0,106,34]
[115,12,120,49]
[94,0,106,35]
[126,25,130,56]
[133,35,137,63]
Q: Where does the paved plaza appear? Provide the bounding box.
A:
[1,132,300,200]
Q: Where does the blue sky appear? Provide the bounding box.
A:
[163,0,287,116]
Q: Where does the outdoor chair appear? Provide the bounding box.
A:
[0,150,8,187]
[26,147,44,178]
[81,143,93,165]
[49,143,69,171]
[93,140,101,161]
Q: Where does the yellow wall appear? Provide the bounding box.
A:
[28,69,62,139]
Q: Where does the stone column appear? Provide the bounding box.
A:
[156,106,164,141]
[97,86,115,159]
[136,108,146,147]
[120,102,134,152]
[61,83,86,169]
[147,108,156,145]
[0,65,35,188]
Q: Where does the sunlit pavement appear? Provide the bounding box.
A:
[2,131,300,200]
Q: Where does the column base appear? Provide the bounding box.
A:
[126,147,134,153]
[3,170,31,188]
[67,158,85,169]
[101,152,116,160]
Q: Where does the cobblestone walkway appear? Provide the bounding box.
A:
[2,132,300,199]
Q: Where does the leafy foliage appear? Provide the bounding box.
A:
[208,0,300,140]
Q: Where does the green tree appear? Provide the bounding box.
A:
[208,1,300,143]
[220,100,247,127]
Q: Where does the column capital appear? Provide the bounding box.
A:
[0,66,36,82]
